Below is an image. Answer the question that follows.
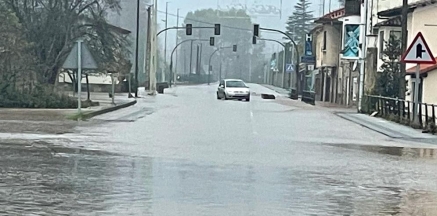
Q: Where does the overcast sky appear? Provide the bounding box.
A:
[156,0,342,55]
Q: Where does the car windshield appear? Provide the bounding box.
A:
[226,81,246,88]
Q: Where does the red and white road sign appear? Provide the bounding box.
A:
[401,32,436,64]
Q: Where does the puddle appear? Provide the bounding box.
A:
[326,143,437,159]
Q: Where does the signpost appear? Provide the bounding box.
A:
[286,63,294,73]
[62,40,98,115]
[401,32,436,124]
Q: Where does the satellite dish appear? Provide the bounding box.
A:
[352,60,358,71]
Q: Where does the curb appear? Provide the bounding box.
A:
[69,100,137,121]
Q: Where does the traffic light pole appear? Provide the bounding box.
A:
[259,27,300,99]
[170,39,208,87]
[208,46,236,85]
[157,26,217,36]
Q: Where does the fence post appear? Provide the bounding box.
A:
[425,103,429,126]
[402,100,406,119]
[397,98,401,120]
[419,103,423,127]
[433,105,436,126]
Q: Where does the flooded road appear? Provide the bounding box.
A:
[2,84,437,215]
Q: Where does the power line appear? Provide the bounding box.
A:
[156,10,283,39]
[156,10,251,32]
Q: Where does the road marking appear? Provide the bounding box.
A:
[250,110,258,135]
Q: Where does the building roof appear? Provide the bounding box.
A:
[374,16,402,27]
[406,57,437,75]
[314,8,345,24]
[378,0,437,17]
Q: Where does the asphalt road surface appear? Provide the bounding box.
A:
[2,84,437,215]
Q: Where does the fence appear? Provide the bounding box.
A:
[364,95,437,128]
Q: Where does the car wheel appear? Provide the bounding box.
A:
[246,96,250,102]
[224,94,229,100]
[217,92,221,99]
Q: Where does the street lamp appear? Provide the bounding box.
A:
[169,39,209,87]
[162,2,170,83]
[257,38,287,88]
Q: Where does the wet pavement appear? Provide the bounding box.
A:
[2,84,437,215]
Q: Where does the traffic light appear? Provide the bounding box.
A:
[186,24,192,35]
[253,24,259,37]
[232,45,237,52]
[210,37,215,46]
[214,24,221,35]
[252,36,257,44]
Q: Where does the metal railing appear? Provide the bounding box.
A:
[364,95,437,128]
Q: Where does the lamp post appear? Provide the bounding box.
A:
[208,45,237,85]
[258,38,286,88]
[169,39,209,86]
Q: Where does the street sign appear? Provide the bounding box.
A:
[301,56,315,64]
[62,42,98,69]
[401,32,436,64]
[307,65,315,71]
[286,63,294,73]
[304,33,313,56]
[62,40,98,116]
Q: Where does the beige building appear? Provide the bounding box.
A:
[378,0,437,104]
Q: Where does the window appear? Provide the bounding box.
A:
[323,31,327,51]
[226,80,247,88]
[379,31,385,59]
[390,30,401,39]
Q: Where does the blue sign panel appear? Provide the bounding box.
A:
[301,56,316,64]
[304,33,313,56]
[286,63,294,73]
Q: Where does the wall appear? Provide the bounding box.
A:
[423,70,437,104]
[314,24,342,68]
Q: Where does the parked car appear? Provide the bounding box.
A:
[217,79,250,101]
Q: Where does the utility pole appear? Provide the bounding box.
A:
[145,5,152,90]
[163,2,169,83]
[134,0,140,97]
[174,8,180,86]
[196,44,200,75]
[358,0,369,112]
[400,0,408,99]
[189,40,193,74]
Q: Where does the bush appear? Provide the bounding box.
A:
[0,85,83,108]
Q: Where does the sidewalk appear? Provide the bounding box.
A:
[336,112,437,141]
[261,84,290,96]
[0,92,136,134]
[262,84,356,112]
[261,84,437,142]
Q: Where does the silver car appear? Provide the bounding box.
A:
[217,79,250,101]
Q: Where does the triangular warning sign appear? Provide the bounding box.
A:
[62,42,98,70]
[401,32,436,64]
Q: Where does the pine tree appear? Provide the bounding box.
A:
[285,0,314,44]
[375,34,402,98]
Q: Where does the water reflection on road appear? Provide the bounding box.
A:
[3,84,437,215]
[3,143,437,215]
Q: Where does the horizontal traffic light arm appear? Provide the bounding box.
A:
[157,26,218,36]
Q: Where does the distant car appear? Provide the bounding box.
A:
[217,79,250,101]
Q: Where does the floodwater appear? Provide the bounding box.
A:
[2,84,437,215]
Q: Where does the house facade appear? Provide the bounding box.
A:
[377,0,437,104]
[311,0,362,106]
